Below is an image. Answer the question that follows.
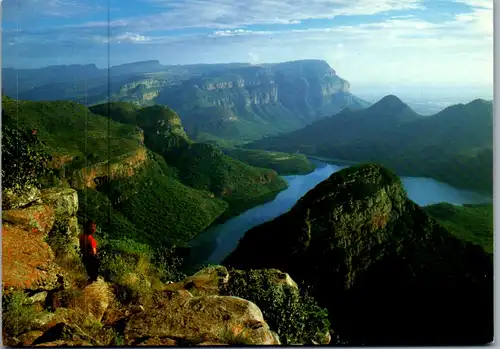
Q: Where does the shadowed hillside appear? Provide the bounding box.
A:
[224,164,493,345]
[247,96,493,194]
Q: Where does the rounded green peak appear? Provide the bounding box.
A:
[296,163,406,210]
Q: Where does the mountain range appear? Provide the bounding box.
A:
[3,60,369,142]
[246,95,493,194]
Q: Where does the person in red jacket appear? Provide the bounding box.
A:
[79,220,99,283]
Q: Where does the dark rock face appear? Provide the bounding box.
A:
[224,164,493,345]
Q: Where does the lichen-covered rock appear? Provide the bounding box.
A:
[261,269,298,289]
[175,265,230,296]
[17,330,44,346]
[40,188,79,220]
[34,339,93,347]
[2,185,41,210]
[67,279,114,322]
[124,292,280,345]
[31,313,57,330]
[26,291,49,305]
[136,337,178,346]
[32,322,96,347]
[2,222,61,290]
[2,204,55,233]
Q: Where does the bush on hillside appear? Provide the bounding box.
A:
[219,269,330,345]
[1,125,52,190]
[98,235,186,305]
[2,290,51,339]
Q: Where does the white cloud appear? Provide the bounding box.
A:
[454,0,492,9]
[2,0,493,89]
[132,0,422,31]
[115,32,152,43]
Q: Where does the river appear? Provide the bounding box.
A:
[185,160,491,270]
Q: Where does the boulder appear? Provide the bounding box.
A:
[124,292,280,345]
[2,204,55,233]
[32,322,96,346]
[137,337,178,346]
[67,279,114,322]
[179,265,230,296]
[31,313,57,330]
[2,185,41,210]
[40,188,79,221]
[26,291,49,305]
[17,331,44,346]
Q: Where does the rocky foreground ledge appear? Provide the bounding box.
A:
[2,186,328,346]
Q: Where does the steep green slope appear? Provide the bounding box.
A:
[1,96,141,164]
[90,102,288,219]
[2,97,227,246]
[78,152,228,247]
[247,96,493,194]
[424,203,493,253]
[224,164,493,345]
[222,148,315,175]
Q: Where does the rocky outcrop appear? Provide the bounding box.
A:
[117,78,166,104]
[2,187,81,290]
[224,164,493,345]
[155,60,369,141]
[2,185,42,210]
[163,265,230,296]
[68,148,147,190]
[124,290,280,345]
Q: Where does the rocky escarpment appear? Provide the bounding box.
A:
[2,187,81,290]
[2,182,329,347]
[224,164,493,345]
[115,78,167,105]
[155,60,369,141]
[3,192,320,348]
[68,147,148,190]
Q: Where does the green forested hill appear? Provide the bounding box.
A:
[90,102,288,219]
[247,96,493,194]
[2,96,229,246]
[224,164,493,345]
[424,203,493,253]
[1,96,141,164]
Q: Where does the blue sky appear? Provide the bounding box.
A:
[2,0,493,90]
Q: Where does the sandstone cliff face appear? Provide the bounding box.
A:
[188,60,350,111]
[116,78,166,104]
[68,148,148,190]
[224,164,493,345]
[155,60,367,140]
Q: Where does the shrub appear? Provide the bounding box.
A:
[220,269,330,345]
[1,125,52,191]
[98,237,186,304]
[152,245,187,283]
[2,290,51,338]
